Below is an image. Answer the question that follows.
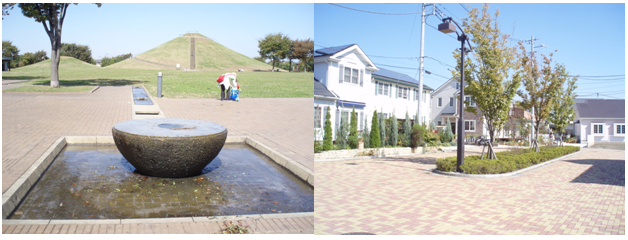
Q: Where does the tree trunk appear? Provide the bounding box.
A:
[272,59,275,70]
[50,48,60,88]
[288,59,292,72]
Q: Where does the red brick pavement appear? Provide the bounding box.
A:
[2,87,313,234]
[314,147,625,235]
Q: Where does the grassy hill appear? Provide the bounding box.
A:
[108,33,272,71]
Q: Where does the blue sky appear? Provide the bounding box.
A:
[315,3,625,100]
[2,3,313,60]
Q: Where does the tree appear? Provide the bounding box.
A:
[370,110,381,148]
[253,56,268,64]
[348,107,359,149]
[60,43,95,64]
[2,3,16,20]
[101,53,132,67]
[445,118,454,142]
[293,38,314,72]
[379,109,386,147]
[335,112,348,149]
[516,42,566,151]
[403,110,412,147]
[362,114,370,148]
[286,40,295,72]
[390,109,398,146]
[2,40,19,58]
[258,32,291,70]
[548,64,578,145]
[455,4,521,149]
[14,3,101,88]
[323,107,333,151]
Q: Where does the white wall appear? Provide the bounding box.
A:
[579,119,625,142]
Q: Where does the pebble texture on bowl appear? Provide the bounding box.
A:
[112,118,228,178]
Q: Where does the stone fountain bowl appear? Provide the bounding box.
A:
[112,118,228,178]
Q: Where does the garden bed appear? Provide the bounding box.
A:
[436,146,580,174]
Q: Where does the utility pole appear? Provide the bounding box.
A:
[417,3,435,125]
[524,35,543,152]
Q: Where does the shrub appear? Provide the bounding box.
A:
[314,141,323,153]
[323,108,333,151]
[411,124,426,149]
[370,110,380,148]
[348,107,359,149]
[436,146,580,174]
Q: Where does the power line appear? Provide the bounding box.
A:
[437,4,462,22]
[329,3,422,15]
[459,3,470,12]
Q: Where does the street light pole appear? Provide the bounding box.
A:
[438,17,472,173]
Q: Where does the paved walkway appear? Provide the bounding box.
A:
[315,147,625,235]
[2,86,313,234]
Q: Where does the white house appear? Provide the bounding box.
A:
[573,98,625,143]
[313,44,433,141]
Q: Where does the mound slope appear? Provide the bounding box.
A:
[108,33,271,71]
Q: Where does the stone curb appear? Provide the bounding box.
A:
[2,212,314,225]
[2,135,313,219]
[429,148,583,179]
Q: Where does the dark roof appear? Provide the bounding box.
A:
[314,44,356,57]
[314,78,338,98]
[575,98,625,119]
[372,68,433,91]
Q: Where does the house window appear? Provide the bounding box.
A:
[455,82,460,89]
[414,89,419,101]
[378,82,383,95]
[592,123,604,135]
[383,83,389,96]
[450,98,454,106]
[465,120,476,131]
[343,67,360,84]
[314,106,321,128]
[359,112,364,130]
[465,96,476,107]
[437,121,442,125]
[614,123,625,136]
[341,110,349,124]
[397,87,409,99]
[438,98,442,107]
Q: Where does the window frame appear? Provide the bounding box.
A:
[450,97,454,107]
[314,106,322,128]
[613,123,625,136]
[438,98,442,107]
[591,123,604,136]
[464,120,476,132]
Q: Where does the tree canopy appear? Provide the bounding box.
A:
[293,38,314,72]
[258,32,292,70]
[60,43,96,64]
[2,40,19,58]
[455,3,521,146]
[12,3,101,87]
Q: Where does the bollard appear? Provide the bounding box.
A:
[157,72,163,98]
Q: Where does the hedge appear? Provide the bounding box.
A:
[436,146,580,174]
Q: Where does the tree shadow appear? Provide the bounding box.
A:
[564,159,625,187]
[29,79,145,86]
[2,75,48,80]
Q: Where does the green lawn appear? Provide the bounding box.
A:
[2,57,313,98]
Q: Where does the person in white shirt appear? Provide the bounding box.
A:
[218,72,237,101]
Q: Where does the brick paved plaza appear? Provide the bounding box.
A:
[2,86,313,234]
[315,147,625,235]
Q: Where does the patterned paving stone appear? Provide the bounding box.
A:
[315,147,625,235]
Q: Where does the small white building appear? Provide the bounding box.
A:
[3,57,12,71]
[573,98,625,143]
[313,44,433,141]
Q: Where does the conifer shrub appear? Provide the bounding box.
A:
[370,110,381,148]
[323,107,333,151]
